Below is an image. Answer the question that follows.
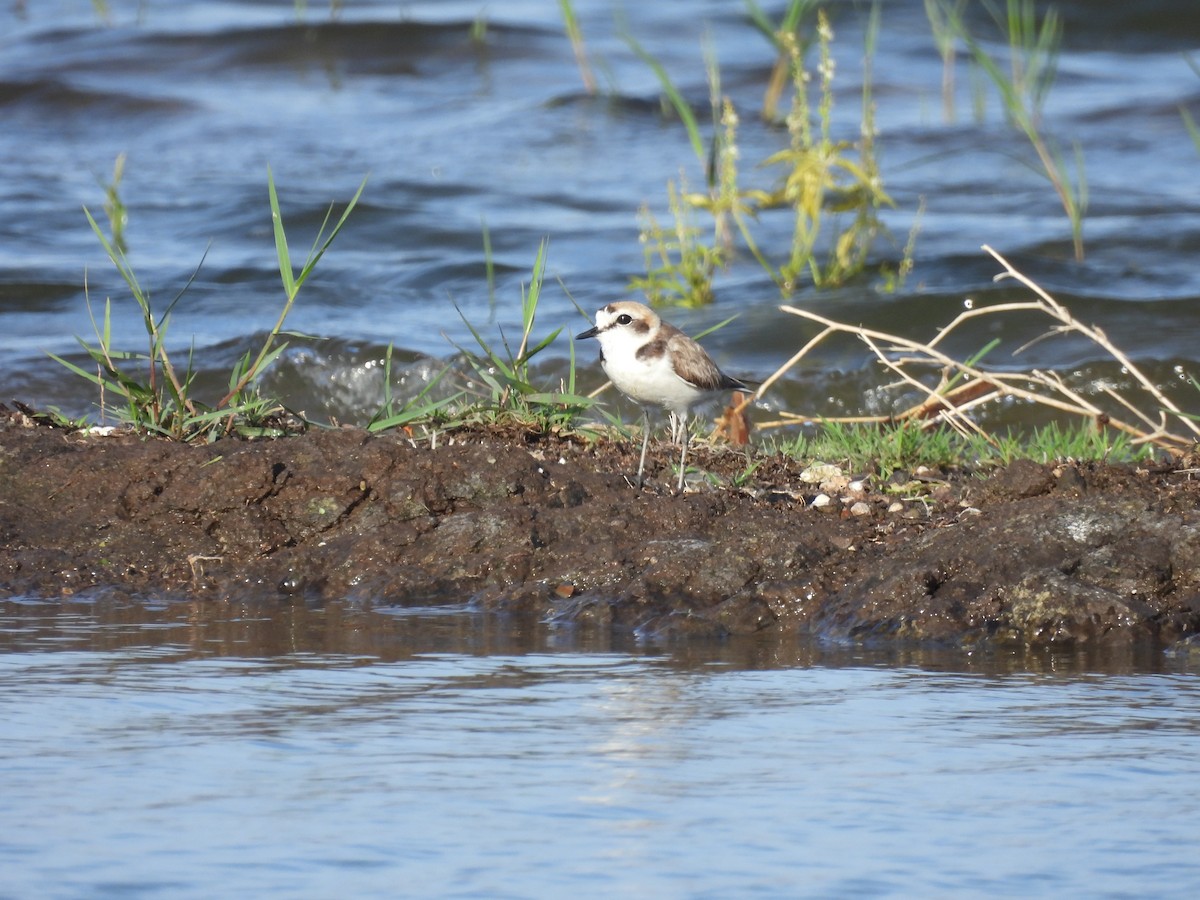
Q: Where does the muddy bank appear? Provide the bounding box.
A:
[2,411,1199,648]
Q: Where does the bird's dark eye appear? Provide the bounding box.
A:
[616,314,633,325]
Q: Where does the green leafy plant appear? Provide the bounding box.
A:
[781,418,962,478]
[625,40,749,306]
[769,415,1148,479]
[293,0,343,21]
[452,240,595,429]
[624,29,707,167]
[628,7,898,303]
[1184,106,1200,154]
[1025,420,1145,464]
[470,10,488,45]
[759,12,894,290]
[97,152,128,254]
[366,345,464,433]
[49,168,367,440]
[630,177,724,307]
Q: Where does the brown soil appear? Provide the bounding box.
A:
[3,407,1199,648]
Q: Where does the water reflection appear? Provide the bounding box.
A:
[0,594,1192,675]
[2,596,1199,897]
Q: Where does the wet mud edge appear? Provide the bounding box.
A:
[3,418,1200,649]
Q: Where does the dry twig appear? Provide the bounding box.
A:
[748,245,1199,454]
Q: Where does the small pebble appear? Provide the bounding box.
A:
[800,463,844,484]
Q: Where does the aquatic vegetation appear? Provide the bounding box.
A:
[759,10,893,291]
[744,0,821,122]
[558,0,596,95]
[470,11,488,45]
[923,0,969,121]
[629,8,897,304]
[49,168,366,441]
[1183,55,1200,154]
[958,0,1088,261]
[626,42,749,306]
[292,0,342,21]
[620,0,1100,303]
[630,177,722,307]
[96,152,128,255]
[1184,106,1200,155]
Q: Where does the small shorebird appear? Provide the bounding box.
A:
[577,300,751,491]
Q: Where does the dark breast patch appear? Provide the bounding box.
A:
[635,336,668,361]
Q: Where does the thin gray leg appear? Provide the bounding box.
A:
[635,407,651,488]
[676,414,689,492]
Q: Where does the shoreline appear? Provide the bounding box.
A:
[3,414,1198,648]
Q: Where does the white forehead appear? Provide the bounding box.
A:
[596,301,656,327]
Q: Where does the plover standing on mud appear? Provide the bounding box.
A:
[577,300,751,492]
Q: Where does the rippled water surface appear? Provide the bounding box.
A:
[2,1,1200,425]
[5,5,1200,895]
[3,597,1200,897]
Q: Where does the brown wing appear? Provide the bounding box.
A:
[663,324,749,393]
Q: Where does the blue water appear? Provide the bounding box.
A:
[2,1,1200,425]
[5,4,1200,894]
[2,598,1200,897]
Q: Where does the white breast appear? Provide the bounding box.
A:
[598,330,707,416]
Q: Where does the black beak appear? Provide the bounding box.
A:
[576,325,600,340]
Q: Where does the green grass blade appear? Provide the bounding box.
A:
[267,166,296,299]
[83,205,144,305]
[293,175,369,294]
[452,303,518,381]
[691,314,738,342]
[367,391,468,432]
[523,391,596,407]
[482,216,496,308]
[522,327,563,362]
[46,350,109,389]
[521,239,548,337]
[1183,106,1200,154]
[623,32,706,166]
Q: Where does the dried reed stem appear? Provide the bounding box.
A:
[753,245,1200,453]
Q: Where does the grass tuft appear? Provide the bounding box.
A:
[449,240,596,430]
[50,168,367,441]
